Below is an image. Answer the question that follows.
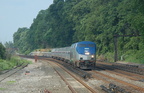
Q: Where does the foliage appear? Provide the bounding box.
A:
[0,56,31,71]
[13,27,31,54]
[0,43,6,59]
[124,50,144,64]
[13,0,144,63]
[4,41,17,59]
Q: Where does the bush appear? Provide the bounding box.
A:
[0,56,31,71]
[124,50,144,64]
[97,52,114,62]
[0,43,6,59]
[97,50,144,64]
[0,60,13,70]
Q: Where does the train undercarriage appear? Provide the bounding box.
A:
[74,60,96,69]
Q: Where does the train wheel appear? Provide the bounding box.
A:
[72,63,75,67]
[73,62,77,68]
[93,62,96,70]
[76,62,80,68]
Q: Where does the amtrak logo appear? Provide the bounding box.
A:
[84,48,89,49]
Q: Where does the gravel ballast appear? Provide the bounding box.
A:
[0,59,71,93]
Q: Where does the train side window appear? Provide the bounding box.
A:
[74,44,76,48]
[71,44,74,48]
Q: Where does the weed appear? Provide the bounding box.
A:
[0,88,6,90]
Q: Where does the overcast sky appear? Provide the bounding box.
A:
[0,0,53,44]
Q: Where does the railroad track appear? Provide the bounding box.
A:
[97,61,144,75]
[0,62,29,82]
[90,70,144,92]
[41,59,98,93]
[43,58,144,93]
[112,63,144,75]
[49,58,92,79]
[20,55,144,93]
[96,61,144,84]
[96,63,144,82]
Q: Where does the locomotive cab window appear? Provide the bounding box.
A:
[88,44,95,47]
[78,44,86,47]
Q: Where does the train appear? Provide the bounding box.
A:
[30,41,96,69]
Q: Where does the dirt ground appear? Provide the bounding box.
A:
[0,59,72,93]
[1,58,142,93]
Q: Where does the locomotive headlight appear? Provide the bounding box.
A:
[80,55,83,60]
[85,52,90,55]
[91,55,94,58]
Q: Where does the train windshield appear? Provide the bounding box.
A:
[78,44,95,47]
[88,44,95,47]
[78,44,86,47]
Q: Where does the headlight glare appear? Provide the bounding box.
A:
[85,52,90,55]
[91,55,94,58]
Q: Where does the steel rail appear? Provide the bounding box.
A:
[92,70,144,92]
[0,63,28,82]
[51,64,77,93]
[49,60,97,93]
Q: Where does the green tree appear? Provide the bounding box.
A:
[4,41,16,57]
[0,43,6,59]
[13,27,30,54]
[13,0,144,63]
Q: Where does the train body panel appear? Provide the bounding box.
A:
[29,52,51,57]
[51,47,71,61]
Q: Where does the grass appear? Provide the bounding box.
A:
[97,53,114,62]
[97,51,144,64]
[7,81,16,84]
[125,57,144,64]
[0,56,32,71]
[124,50,144,64]
[0,88,7,90]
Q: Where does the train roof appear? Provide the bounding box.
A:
[72,41,96,45]
[77,41,95,44]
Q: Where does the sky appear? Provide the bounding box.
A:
[0,0,53,44]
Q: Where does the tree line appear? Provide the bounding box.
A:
[0,42,16,60]
[0,43,6,59]
[13,0,144,63]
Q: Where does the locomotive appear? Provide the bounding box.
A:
[30,41,96,69]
